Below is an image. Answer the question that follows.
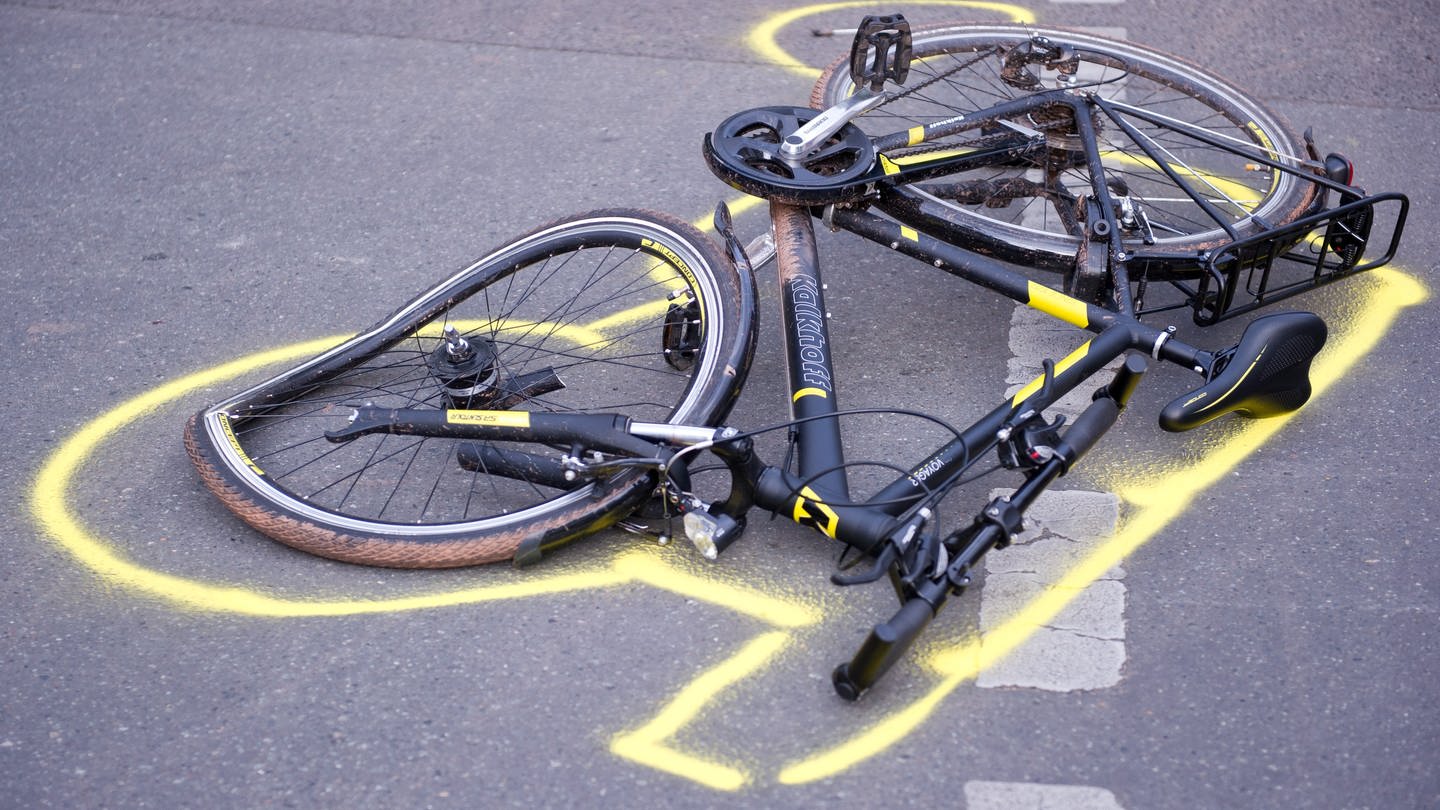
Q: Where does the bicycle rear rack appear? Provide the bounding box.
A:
[1185,192,1408,325]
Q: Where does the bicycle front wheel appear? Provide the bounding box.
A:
[812,23,1318,274]
[186,209,754,567]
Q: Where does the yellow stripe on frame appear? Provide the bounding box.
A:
[793,387,828,402]
[907,125,925,146]
[1026,281,1090,328]
[1010,339,1093,407]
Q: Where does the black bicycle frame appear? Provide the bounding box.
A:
[738,201,1211,554]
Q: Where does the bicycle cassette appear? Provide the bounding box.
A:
[703,106,878,205]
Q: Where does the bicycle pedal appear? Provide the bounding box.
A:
[848,14,912,92]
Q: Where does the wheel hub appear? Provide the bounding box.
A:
[428,326,500,408]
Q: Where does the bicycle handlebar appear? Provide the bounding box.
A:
[833,588,939,701]
[833,356,1148,700]
[1056,354,1147,468]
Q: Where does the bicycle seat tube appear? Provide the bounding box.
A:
[772,202,850,500]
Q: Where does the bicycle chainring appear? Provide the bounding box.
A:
[703,106,877,205]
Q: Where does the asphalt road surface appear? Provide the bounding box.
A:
[5,1,1437,807]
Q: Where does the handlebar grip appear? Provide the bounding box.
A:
[1055,396,1119,472]
[833,595,936,701]
[1054,354,1145,470]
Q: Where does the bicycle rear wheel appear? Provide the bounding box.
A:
[186,209,753,567]
[812,23,1318,274]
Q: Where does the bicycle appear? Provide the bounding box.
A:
[185,17,1407,699]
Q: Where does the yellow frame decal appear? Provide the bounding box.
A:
[447,410,531,428]
[792,485,841,539]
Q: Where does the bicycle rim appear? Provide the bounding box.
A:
[187,209,747,566]
[812,23,1316,271]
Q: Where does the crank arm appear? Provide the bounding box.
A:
[779,90,888,160]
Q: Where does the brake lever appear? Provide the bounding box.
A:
[831,542,897,586]
[830,506,934,587]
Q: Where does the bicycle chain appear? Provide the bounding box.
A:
[866,43,1100,156]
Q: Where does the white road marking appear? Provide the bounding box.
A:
[965,780,1126,809]
[978,488,1124,690]
[984,300,1125,692]
[970,18,1131,807]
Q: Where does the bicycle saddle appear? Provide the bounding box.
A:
[1160,312,1328,432]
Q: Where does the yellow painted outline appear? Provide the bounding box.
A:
[24,244,1425,788]
[1101,150,1265,211]
[21,0,1429,785]
[24,326,818,627]
[611,631,792,790]
[23,198,823,793]
[745,1,1036,79]
[777,267,1426,783]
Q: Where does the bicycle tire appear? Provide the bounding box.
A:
[186,209,754,568]
[812,23,1318,275]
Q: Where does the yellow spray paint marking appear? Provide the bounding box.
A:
[420,317,612,352]
[25,254,1424,788]
[24,160,1426,794]
[27,195,765,589]
[589,295,674,333]
[611,631,792,791]
[746,1,1036,79]
[24,205,818,795]
[29,334,818,796]
[28,340,818,623]
[776,267,1426,784]
[1101,150,1264,212]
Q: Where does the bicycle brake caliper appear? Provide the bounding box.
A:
[662,290,701,371]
